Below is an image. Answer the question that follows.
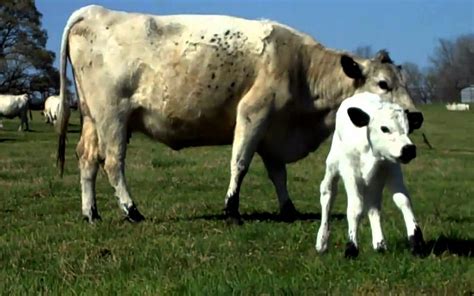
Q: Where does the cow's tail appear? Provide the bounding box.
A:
[56,8,87,177]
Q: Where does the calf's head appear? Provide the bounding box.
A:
[348,103,416,164]
[341,50,423,132]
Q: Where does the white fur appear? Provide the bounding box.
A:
[316,92,420,253]
[0,94,30,131]
[43,95,61,124]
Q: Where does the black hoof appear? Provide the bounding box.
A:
[374,241,387,253]
[409,226,426,256]
[345,242,359,259]
[279,201,300,222]
[224,207,243,225]
[83,208,101,223]
[126,205,145,223]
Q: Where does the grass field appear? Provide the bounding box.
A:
[0,106,472,295]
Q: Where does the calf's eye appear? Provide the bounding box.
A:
[381,126,390,133]
[378,80,390,90]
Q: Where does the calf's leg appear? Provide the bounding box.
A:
[386,165,425,255]
[315,162,339,253]
[342,173,364,258]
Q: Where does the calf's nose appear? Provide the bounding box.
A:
[399,144,416,164]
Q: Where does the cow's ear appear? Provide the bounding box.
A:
[347,107,370,127]
[406,111,424,133]
[341,55,364,80]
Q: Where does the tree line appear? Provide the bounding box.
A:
[1,1,472,105]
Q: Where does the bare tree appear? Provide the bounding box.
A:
[428,34,474,102]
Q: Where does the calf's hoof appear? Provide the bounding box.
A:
[345,242,359,259]
[224,208,243,225]
[409,226,426,256]
[374,241,387,253]
[125,205,145,223]
[279,201,300,222]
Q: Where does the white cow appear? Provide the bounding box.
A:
[446,103,470,111]
[43,95,61,124]
[0,94,30,131]
[315,92,425,258]
[56,5,423,223]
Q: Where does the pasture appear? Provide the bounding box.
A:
[0,106,472,294]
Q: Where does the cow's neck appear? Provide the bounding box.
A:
[302,43,357,112]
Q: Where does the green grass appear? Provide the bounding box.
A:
[0,106,472,295]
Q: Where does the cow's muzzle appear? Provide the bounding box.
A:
[399,144,417,164]
[406,111,423,133]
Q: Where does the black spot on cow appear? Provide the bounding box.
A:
[211,73,215,79]
[174,42,179,46]
[210,38,216,43]
[201,35,204,39]
[106,26,109,30]
[214,33,218,36]
[225,30,230,36]
[215,85,219,90]
[230,82,235,88]
[207,85,211,89]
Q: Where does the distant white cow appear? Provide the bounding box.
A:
[0,94,31,131]
[43,95,61,124]
[446,103,470,111]
[315,92,425,258]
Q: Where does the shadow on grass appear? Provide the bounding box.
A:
[425,235,474,257]
[0,138,16,143]
[183,211,346,223]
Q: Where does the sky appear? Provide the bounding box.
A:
[36,0,473,70]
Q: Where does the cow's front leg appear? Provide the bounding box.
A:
[224,88,273,224]
[261,156,298,221]
[387,165,425,255]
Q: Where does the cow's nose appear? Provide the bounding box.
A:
[407,112,423,133]
[399,145,416,164]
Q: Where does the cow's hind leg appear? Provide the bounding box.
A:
[224,87,273,224]
[76,117,101,222]
[97,115,144,223]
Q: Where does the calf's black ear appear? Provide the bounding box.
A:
[341,55,364,80]
[348,107,370,127]
[406,111,424,133]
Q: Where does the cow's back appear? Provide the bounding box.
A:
[67,6,305,148]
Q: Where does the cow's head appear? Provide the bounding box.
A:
[341,50,423,132]
[347,100,416,164]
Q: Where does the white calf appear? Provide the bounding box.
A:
[315,92,424,258]
[43,95,61,124]
[0,94,30,131]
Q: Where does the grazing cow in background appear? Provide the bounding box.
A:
[316,92,425,258]
[0,94,31,131]
[56,5,423,223]
[43,95,61,124]
[446,103,470,111]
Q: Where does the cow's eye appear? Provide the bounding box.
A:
[381,126,390,133]
[378,80,390,91]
